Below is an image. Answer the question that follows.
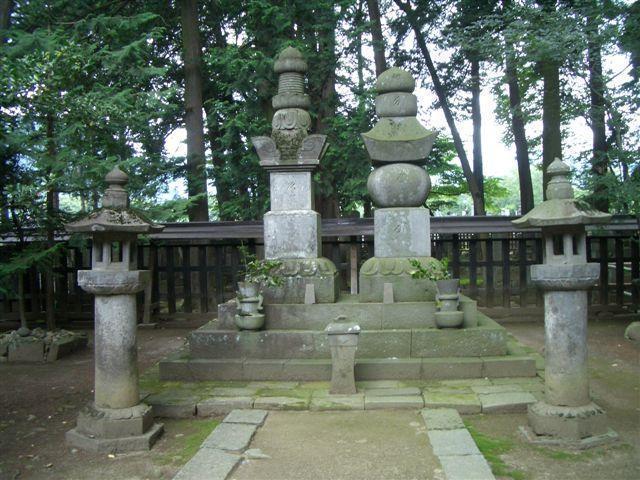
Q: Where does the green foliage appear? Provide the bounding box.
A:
[238,244,283,287]
[465,423,527,480]
[408,257,451,281]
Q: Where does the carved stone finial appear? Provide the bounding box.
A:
[102,167,129,209]
[546,158,574,200]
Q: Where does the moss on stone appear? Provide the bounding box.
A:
[155,419,220,467]
[465,423,528,480]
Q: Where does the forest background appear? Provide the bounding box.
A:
[0,0,638,304]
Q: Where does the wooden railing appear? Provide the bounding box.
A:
[1,216,637,322]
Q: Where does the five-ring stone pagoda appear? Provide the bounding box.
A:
[159,55,538,386]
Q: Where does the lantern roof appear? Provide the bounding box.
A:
[65,167,164,235]
[512,159,611,229]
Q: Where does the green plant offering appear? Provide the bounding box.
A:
[408,257,451,281]
[239,244,283,287]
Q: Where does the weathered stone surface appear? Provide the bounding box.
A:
[482,356,536,378]
[479,391,536,413]
[326,322,359,395]
[310,394,364,411]
[247,381,299,389]
[438,455,495,480]
[427,429,480,456]
[66,422,163,454]
[76,403,154,439]
[253,396,309,410]
[223,409,268,426]
[471,384,525,395]
[217,300,237,329]
[624,321,640,342]
[368,164,431,208]
[146,391,197,418]
[412,325,507,358]
[420,408,464,431]
[173,447,241,480]
[202,422,258,452]
[422,392,481,414]
[7,338,44,362]
[373,208,431,258]
[528,401,609,440]
[262,259,339,304]
[421,358,483,380]
[365,387,421,397]
[211,387,259,397]
[197,397,254,417]
[264,210,321,259]
[270,172,313,211]
[459,297,479,328]
[364,395,424,410]
[356,358,422,380]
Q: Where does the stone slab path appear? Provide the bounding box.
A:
[230,410,445,480]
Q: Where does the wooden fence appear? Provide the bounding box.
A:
[1,216,638,322]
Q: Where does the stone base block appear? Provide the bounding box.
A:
[75,403,155,439]
[519,425,618,449]
[262,258,339,304]
[264,210,321,259]
[66,422,163,453]
[359,257,438,303]
[374,207,431,257]
[7,339,44,362]
[528,401,610,441]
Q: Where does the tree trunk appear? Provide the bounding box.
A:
[503,0,534,213]
[470,56,485,215]
[180,0,209,221]
[366,0,387,77]
[587,11,609,211]
[394,0,485,215]
[18,270,27,330]
[45,114,56,331]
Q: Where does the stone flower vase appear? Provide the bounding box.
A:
[235,281,265,330]
[434,278,464,328]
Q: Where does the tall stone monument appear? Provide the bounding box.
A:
[359,68,438,302]
[65,167,164,453]
[252,47,338,303]
[513,159,616,446]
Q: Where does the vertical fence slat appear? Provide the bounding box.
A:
[182,245,192,313]
[599,237,609,306]
[166,246,176,314]
[214,245,225,305]
[199,246,209,313]
[485,238,494,308]
[469,238,478,300]
[451,234,461,279]
[502,239,510,309]
[631,235,639,306]
[615,237,624,306]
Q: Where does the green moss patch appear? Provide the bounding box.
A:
[465,423,528,480]
[155,419,220,467]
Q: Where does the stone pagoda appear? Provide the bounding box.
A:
[65,167,164,453]
[513,159,616,446]
[252,47,338,304]
[359,68,439,302]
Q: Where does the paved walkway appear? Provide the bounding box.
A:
[173,408,496,480]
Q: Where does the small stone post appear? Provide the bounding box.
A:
[359,68,439,303]
[65,167,164,453]
[513,159,616,446]
[252,47,338,304]
[325,316,361,394]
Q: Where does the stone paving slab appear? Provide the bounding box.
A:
[253,396,309,410]
[420,408,465,431]
[365,387,422,396]
[355,380,401,389]
[223,409,268,426]
[427,429,481,456]
[197,397,253,417]
[364,394,424,410]
[471,384,524,395]
[202,423,258,452]
[423,392,482,414]
[438,454,495,480]
[247,381,298,389]
[210,387,259,397]
[172,448,240,480]
[310,394,365,411]
[479,391,537,413]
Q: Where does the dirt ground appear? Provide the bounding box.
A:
[0,317,638,480]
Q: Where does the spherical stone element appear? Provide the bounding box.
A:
[105,166,128,186]
[376,67,415,94]
[367,163,431,207]
[375,92,418,117]
[274,46,307,73]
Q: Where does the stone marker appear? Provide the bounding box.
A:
[252,47,338,304]
[325,316,361,394]
[513,159,616,446]
[64,167,164,453]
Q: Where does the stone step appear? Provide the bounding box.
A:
[159,353,536,382]
[189,315,507,360]
[220,295,478,331]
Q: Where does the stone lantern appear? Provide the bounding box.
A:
[513,159,616,446]
[65,167,164,453]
